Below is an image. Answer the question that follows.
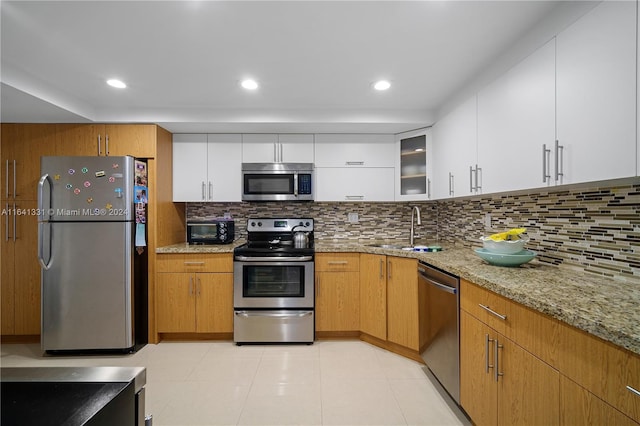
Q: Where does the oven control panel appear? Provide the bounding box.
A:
[247,218,313,232]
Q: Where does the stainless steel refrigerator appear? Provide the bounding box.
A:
[38,156,142,352]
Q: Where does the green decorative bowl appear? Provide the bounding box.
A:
[474,248,536,267]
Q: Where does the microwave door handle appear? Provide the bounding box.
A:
[294,173,298,197]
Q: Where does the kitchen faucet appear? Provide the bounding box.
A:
[410,206,422,246]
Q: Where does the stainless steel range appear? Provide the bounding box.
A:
[233,218,314,344]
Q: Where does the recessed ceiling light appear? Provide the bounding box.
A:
[373,80,391,91]
[106,79,126,89]
[414,148,425,152]
[241,79,259,90]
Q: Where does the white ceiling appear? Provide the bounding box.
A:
[1,1,571,134]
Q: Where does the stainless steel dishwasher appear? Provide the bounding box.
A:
[418,261,460,404]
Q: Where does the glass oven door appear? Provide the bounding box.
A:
[234,261,314,308]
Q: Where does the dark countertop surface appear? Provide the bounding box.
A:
[1,367,146,426]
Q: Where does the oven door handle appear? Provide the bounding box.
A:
[234,255,313,262]
[234,311,313,318]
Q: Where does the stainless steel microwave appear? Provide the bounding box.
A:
[242,163,314,201]
[187,219,235,244]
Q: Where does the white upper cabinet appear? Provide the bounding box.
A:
[395,128,432,201]
[556,0,637,184]
[314,134,395,202]
[477,38,556,193]
[314,134,395,167]
[241,134,314,163]
[173,134,242,202]
[315,167,395,202]
[277,134,315,163]
[173,134,208,202]
[432,96,478,199]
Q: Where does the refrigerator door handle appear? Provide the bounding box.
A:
[38,222,53,270]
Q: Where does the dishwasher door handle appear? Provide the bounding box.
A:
[418,271,457,294]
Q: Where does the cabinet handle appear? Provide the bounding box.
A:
[197,277,201,296]
[379,259,383,279]
[5,160,8,199]
[345,161,364,166]
[12,203,16,242]
[469,165,474,192]
[448,173,454,196]
[476,166,482,192]
[479,304,507,321]
[542,144,551,183]
[388,260,392,280]
[555,140,564,182]
[345,195,364,200]
[184,261,205,265]
[98,134,102,156]
[12,160,16,199]
[627,386,640,397]
[485,334,495,373]
[201,182,206,200]
[327,260,348,265]
[189,277,194,296]
[4,203,9,242]
[208,181,213,200]
[105,134,110,156]
[494,339,504,382]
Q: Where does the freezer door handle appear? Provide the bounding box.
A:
[38,222,53,270]
[38,174,52,221]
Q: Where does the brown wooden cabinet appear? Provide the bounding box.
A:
[156,272,233,333]
[1,124,57,201]
[359,254,423,358]
[460,304,560,426]
[156,254,233,334]
[1,200,41,336]
[386,256,419,350]
[315,253,360,333]
[1,124,56,337]
[55,124,157,158]
[359,253,387,341]
[460,279,640,426]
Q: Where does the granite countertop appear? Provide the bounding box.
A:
[156,240,639,355]
[156,240,245,254]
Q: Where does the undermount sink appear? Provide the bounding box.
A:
[366,244,412,250]
[366,244,444,252]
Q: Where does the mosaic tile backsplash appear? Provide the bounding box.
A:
[187,179,639,280]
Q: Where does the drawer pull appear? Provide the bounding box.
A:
[479,304,507,321]
[627,385,640,397]
[184,261,205,265]
[327,261,348,265]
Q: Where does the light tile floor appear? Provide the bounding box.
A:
[1,340,471,426]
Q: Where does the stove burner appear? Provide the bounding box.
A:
[234,217,315,259]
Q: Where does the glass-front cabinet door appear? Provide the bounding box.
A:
[395,128,431,200]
